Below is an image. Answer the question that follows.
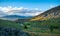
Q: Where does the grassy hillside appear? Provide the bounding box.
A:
[0,19,30,36]
[0,17,60,36]
[0,19,22,29]
[23,17,60,36]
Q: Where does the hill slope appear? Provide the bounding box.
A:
[0,19,22,29]
[30,6,60,21]
[23,17,60,36]
[0,19,30,36]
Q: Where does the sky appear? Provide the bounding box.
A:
[0,0,60,17]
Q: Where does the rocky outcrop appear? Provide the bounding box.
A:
[0,26,30,36]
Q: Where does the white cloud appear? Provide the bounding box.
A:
[0,7,12,12]
[0,6,42,16]
[13,12,42,16]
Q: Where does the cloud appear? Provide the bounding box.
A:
[13,12,41,16]
[0,11,7,17]
[0,6,28,12]
[0,6,42,16]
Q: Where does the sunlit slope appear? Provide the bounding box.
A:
[30,6,60,21]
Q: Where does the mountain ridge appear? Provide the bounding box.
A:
[2,15,32,19]
[30,6,60,21]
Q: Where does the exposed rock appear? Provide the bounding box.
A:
[0,26,30,36]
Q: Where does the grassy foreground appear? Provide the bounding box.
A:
[0,19,22,29]
[0,17,60,36]
[23,17,60,36]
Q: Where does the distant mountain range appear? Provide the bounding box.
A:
[30,6,60,21]
[2,15,32,19]
[0,15,32,21]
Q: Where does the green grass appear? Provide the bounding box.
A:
[0,19,23,29]
[23,17,60,36]
[0,17,60,36]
